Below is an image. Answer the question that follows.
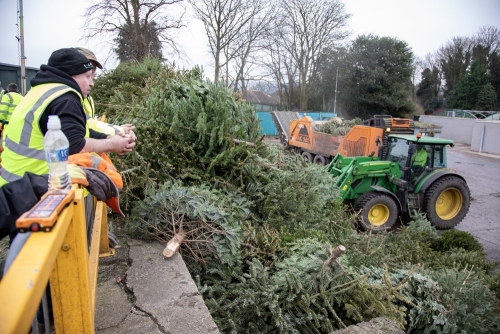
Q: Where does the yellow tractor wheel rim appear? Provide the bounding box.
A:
[368,204,390,226]
[435,188,462,220]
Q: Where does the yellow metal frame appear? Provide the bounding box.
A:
[97,201,115,258]
[0,189,113,333]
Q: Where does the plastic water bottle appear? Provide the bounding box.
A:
[43,115,71,190]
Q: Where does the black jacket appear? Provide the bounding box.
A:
[0,172,48,241]
[31,65,107,155]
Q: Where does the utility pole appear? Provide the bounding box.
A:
[333,67,339,115]
[18,0,27,95]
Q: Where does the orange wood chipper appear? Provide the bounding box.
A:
[270,112,415,165]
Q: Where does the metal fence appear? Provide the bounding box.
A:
[0,187,113,333]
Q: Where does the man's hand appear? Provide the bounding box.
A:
[121,124,135,135]
[123,130,136,141]
[83,134,136,155]
[109,134,136,155]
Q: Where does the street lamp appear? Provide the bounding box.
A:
[18,0,27,95]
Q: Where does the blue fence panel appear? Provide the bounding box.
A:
[256,111,337,135]
[257,112,278,136]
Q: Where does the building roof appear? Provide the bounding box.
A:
[243,90,279,105]
[0,62,40,71]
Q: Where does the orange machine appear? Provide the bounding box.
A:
[272,112,414,165]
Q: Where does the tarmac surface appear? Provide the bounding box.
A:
[447,144,500,263]
[95,141,499,333]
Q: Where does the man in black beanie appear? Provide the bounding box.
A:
[0,48,136,186]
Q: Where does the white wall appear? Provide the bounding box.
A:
[419,116,476,144]
[419,116,500,155]
[471,121,500,155]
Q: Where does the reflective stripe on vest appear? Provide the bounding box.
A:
[86,113,125,136]
[95,121,123,136]
[91,154,102,169]
[0,92,23,121]
[0,167,20,183]
[0,84,86,185]
[109,124,122,135]
[0,94,13,116]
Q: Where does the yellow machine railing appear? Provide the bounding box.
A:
[0,188,114,333]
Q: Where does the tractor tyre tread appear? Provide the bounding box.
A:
[354,192,399,233]
[423,175,471,229]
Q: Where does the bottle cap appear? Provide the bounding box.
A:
[47,115,62,130]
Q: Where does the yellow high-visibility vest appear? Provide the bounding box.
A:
[84,96,124,136]
[412,149,427,167]
[0,83,89,185]
[1,92,23,137]
[0,91,23,122]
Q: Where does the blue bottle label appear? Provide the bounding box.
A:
[46,148,69,162]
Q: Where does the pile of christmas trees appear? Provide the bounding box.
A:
[316,117,363,136]
[93,59,500,333]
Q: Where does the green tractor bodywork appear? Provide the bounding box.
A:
[328,134,471,232]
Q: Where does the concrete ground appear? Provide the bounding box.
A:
[447,144,500,264]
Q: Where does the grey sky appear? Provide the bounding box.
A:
[0,0,499,75]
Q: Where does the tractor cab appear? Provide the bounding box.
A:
[386,135,454,191]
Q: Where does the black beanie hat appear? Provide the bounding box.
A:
[48,48,94,76]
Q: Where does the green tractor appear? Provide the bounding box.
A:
[328,134,471,232]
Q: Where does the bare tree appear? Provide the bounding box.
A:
[437,36,473,93]
[188,0,259,83]
[411,56,424,101]
[279,0,350,110]
[476,25,500,53]
[228,1,278,92]
[423,52,444,93]
[261,29,299,110]
[83,0,186,62]
[422,52,442,72]
[412,54,441,103]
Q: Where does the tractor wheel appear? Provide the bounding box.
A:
[354,192,399,233]
[313,155,326,165]
[423,176,471,229]
[301,151,313,162]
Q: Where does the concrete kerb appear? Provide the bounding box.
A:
[452,143,500,160]
[95,234,220,334]
[126,242,220,334]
